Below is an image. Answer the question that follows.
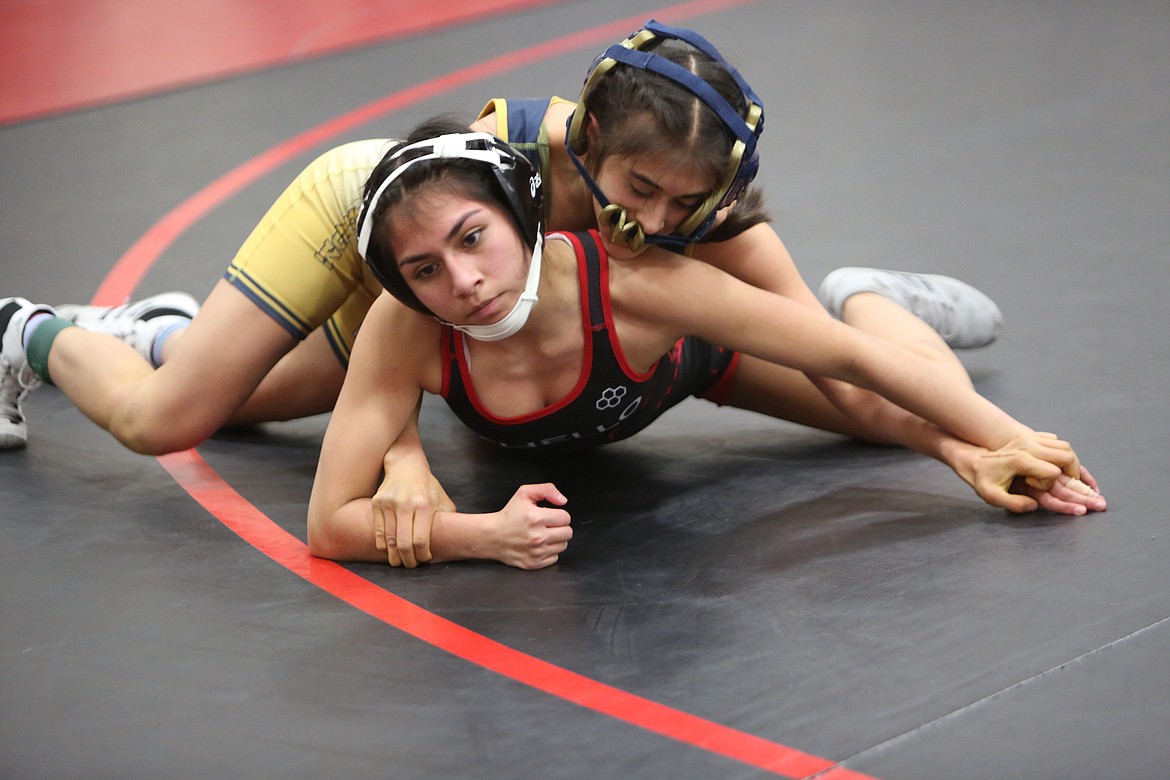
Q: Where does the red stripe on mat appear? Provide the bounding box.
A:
[159,449,871,780]
[95,3,880,777]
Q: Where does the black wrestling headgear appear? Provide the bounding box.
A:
[356,132,543,315]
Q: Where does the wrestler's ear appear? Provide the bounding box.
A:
[583,113,602,150]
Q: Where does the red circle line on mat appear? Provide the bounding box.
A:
[98,3,879,779]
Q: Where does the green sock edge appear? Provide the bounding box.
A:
[26,318,76,386]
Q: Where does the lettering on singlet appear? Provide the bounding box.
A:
[513,388,644,448]
[314,205,360,271]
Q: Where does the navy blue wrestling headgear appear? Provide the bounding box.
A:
[565,19,765,252]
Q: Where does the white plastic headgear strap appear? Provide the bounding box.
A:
[448,232,543,342]
[355,132,508,259]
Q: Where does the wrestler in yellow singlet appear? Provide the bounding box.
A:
[223,139,394,365]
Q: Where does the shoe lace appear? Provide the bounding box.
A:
[17,362,41,393]
[0,354,40,421]
[92,309,137,339]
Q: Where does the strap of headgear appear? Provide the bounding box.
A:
[356,132,520,259]
[639,20,763,119]
[606,27,761,153]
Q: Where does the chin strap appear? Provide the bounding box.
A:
[565,139,690,254]
[447,235,543,342]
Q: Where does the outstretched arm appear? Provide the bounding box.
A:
[621,253,1101,505]
[695,229,991,454]
[940,434,1105,514]
[698,228,1018,455]
[800,371,1105,514]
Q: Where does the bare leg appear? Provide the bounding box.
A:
[718,355,880,441]
[46,281,302,454]
[840,293,973,387]
[720,354,979,465]
[227,327,346,425]
[92,294,348,429]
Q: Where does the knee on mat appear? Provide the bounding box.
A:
[110,410,217,455]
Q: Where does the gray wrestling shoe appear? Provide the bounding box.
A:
[1,297,54,450]
[818,267,1003,349]
[56,291,198,364]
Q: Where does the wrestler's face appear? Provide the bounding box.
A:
[388,187,528,326]
[590,151,713,260]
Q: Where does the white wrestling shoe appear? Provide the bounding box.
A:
[1,297,54,450]
[56,291,199,364]
[818,267,1003,349]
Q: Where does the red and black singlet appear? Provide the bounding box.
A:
[439,230,738,450]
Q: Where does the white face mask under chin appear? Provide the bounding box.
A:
[445,235,543,342]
